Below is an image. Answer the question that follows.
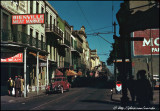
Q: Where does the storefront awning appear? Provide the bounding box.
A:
[77,71,82,76]
[66,69,78,76]
[55,69,63,76]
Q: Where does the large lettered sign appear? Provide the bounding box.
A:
[1,53,23,63]
[133,29,159,56]
[12,14,44,24]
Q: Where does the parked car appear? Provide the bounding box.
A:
[46,77,70,94]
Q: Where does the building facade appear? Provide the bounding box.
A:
[116,0,159,81]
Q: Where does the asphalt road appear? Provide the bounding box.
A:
[1,87,119,110]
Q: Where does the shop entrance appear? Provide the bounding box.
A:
[1,63,23,95]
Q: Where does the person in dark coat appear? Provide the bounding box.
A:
[15,76,21,97]
[127,75,136,105]
[135,70,153,107]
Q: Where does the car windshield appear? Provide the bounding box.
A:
[56,78,62,81]
[51,78,62,82]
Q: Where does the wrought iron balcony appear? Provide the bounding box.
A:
[64,38,70,47]
[1,29,46,51]
[45,24,63,39]
[77,47,83,53]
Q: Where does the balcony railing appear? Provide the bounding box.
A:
[77,47,83,53]
[1,29,46,51]
[64,38,70,46]
[45,24,63,38]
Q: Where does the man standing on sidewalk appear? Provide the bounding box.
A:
[127,75,136,105]
[136,70,153,107]
[7,77,14,96]
[15,76,21,97]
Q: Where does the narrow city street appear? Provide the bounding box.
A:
[1,87,119,110]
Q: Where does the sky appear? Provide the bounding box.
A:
[49,1,123,74]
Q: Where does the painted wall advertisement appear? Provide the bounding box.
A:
[1,53,23,63]
[133,29,159,56]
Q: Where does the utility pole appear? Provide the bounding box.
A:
[120,34,129,107]
[113,22,117,82]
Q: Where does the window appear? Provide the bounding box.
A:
[36,32,39,40]
[30,1,33,14]
[30,29,33,36]
[36,2,39,13]
[3,13,8,30]
[50,46,52,60]
[46,12,48,25]
[41,7,44,13]
[22,25,26,33]
[54,19,55,25]
[41,35,44,42]
[50,15,52,29]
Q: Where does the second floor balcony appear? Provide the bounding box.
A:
[61,38,70,48]
[1,29,47,51]
[45,24,63,40]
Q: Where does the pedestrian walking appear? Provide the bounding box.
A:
[15,76,21,97]
[7,77,14,96]
[135,70,153,107]
[127,75,136,105]
[20,76,24,97]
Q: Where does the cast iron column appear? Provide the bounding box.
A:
[24,48,27,98]
[36,52,39,95]
[120,34,129,107]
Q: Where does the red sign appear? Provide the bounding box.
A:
[12,14,44,24]
[1,53,23,63]
[133,29,159,56]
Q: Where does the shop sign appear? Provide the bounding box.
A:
[133,29,159,56]
[39,63,47,67]
[12,14,44,24]
[1,53,23,63]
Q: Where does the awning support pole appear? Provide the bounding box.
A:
[37,52,39,95]
[24,48,27,98]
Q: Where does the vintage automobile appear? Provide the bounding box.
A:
[46,77,70,94]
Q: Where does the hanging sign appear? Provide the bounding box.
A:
[12,14,45,24]
[1,53,23,63]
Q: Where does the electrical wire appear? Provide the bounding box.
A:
[76,1,112,45]
[86,26,112,33]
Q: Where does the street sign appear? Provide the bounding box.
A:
[116,81,122,93]
[12,14,45,24]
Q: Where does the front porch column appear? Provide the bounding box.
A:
[36,52,39,95]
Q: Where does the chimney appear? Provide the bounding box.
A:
[71,26,74,32]
[80,26,85,33]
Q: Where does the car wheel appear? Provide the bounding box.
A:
[61,87,64,94]
[67,89,69,92]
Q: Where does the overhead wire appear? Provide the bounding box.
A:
[86,26,112,33]
[76,1,113,65]
[76,1,112,45]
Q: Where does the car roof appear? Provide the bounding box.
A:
[52,77,65,79]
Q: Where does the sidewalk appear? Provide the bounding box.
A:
[1,90,46,104]
[111,88,159,106]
